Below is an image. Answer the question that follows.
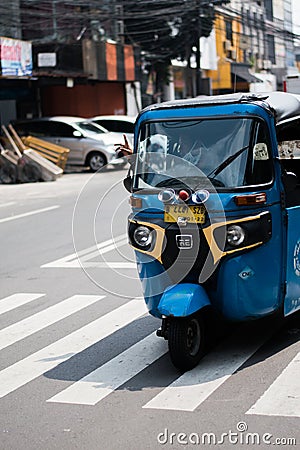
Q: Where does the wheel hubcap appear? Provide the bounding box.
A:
[186,318,201,356]
[90,155,104,170]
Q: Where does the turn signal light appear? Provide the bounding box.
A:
[129,196,143,208]
[234,193,266,206]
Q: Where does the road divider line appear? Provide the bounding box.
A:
[0,293,45,316]
[41,234,128,268]
[0,205,60,224]
[0,295,105,351]
[82,262,136,269]
[0,202,16,208]
[246,350,300,417]
[143,327,276,412]
[0,299,147,399]
[79,239,128,262]
[47,332,167,405]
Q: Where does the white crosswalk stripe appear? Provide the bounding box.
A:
[0,291,299,417]
[47,332,167,405]
[0,298,147,399]
[0,295,105,351]
[0,293,45,315]
[246,350,300,417]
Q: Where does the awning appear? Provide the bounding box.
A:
[231,63,263,83]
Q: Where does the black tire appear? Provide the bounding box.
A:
[168,313,205,371]
[86,152,107,172]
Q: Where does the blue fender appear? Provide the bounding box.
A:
[157,283,211,317]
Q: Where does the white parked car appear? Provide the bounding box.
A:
[12,116,127,172]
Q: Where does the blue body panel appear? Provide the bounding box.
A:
[208,204,284,321]
[157,283,210,317]
[135,251,172,318]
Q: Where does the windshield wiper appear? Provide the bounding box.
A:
[208,145,249,179]
[156,177,190,188]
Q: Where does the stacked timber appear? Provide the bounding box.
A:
[0,125,69,184]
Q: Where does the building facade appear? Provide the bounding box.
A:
[204,0,297,93]
[0,0,142,126]
[0,0,298,122]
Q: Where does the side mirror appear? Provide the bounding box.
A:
[73,130,83,138]
[123,175,133,192]
[282,171,298,192]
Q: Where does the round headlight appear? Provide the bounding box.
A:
[226,225,246,246]
[133,226,153,247]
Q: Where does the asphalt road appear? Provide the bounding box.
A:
[0,167,299,450]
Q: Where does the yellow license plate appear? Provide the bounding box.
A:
[164,205,206,223]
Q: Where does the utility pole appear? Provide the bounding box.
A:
[115,2,124,44]
[52,0,58,40]
[195,0,229,95]
[195,0,202,96]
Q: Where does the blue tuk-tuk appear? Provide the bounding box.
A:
[124,92,300,371]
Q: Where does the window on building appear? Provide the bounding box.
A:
[267,35,276,64]
[265,0,273,21]
[225,20,233,44]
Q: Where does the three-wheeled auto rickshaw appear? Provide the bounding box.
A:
[124,92,300,371]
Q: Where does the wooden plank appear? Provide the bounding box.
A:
[22,136,69,170]
[1,126,22,158]
[8,124,27,153]
[23,136,70,154]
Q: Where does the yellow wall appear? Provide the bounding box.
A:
[206,13,243,92]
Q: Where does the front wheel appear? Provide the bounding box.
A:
[168,313,205,371]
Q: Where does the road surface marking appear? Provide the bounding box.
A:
[0,295,105,351]
[41,234,129,268]
[47,332,167,405]
[0,205,60,224]
[0,293,45,316]
[246,350,300,417]
[80,262,136,269]
[0,299,147,399]
[143,327,275,412]
[79,239,128,262]
[0,202,16,208]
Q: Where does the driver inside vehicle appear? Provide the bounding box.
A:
[174,134,207,167]
[115,132,206,168]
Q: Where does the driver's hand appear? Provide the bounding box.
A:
[114,134,133,157]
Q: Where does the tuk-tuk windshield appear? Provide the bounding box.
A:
[134,118,273,190]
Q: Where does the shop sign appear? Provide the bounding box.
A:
[0,37,32,76]
[38,53,56,67]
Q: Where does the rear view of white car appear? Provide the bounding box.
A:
[12,116,127,172]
